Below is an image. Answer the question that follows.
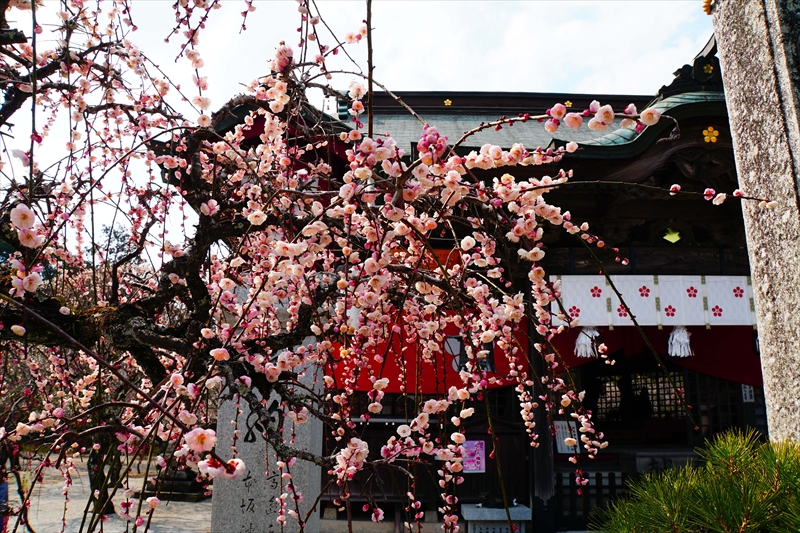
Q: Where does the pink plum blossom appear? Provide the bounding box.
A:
[10,204,36,229]
[587,117,608,131]
[564,113,583,130]
[184,428,217,452]
[595,104,614,124]
[550,103,567,121]
[17,228,44,248]
[200,200,219,216]
[22,272,42,292]
[210,348,230,361]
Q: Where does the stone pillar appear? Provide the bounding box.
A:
[712,0,800,441]
[211,365,323,533]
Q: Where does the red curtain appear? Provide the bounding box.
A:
[549,326,762,387]
[330,317,530,395]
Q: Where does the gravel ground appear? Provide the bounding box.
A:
[4,470,212,533]
[3,470,592,533]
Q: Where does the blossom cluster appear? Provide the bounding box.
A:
[331,437,370,482]
[543,100,661,135]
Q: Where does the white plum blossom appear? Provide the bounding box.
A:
[247,210,267,225]
[460,236,476,251]
[640,107,662,126]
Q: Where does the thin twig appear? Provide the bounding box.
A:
[366,0,373,139]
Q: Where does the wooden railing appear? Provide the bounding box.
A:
[554,470,628,529]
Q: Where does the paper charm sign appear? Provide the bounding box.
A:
[554,420,581,454]
[742,384,755,403]
[463,440,486,473]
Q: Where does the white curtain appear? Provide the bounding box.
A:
[552,275,754,327]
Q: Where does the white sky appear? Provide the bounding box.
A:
[18,1,714,135]
[4,1,714,256]
[124,0,714,110]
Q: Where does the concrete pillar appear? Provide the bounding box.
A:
[712,0,800,441]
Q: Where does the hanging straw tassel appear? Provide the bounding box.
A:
[574,327,601,358]
[668,325,694,357]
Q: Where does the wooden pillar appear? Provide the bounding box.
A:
[530,401,557,532]
[529,320,556,532]
[711,0,800,441]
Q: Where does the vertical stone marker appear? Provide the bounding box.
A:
[711,0,800,440]
[211,381,323,533]
[211,397,279,533]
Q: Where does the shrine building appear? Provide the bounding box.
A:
[321,36,764,532]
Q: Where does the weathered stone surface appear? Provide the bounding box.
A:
[712,0,800,441]
[211,375,323,533]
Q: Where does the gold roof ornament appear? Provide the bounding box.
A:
[663,228,681,244]
[444,99,452,106]
[703,126,720,143]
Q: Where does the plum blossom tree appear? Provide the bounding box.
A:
[0,1,764,532]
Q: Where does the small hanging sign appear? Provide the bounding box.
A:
[463,440,486,473]
[742,384,755,403]
[554,420,581,454]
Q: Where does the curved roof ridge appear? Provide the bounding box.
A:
[554,91,726,154]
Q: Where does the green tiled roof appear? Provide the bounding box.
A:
[369,113,630,154]
[356,91,726,157]
[579,92,725,147]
